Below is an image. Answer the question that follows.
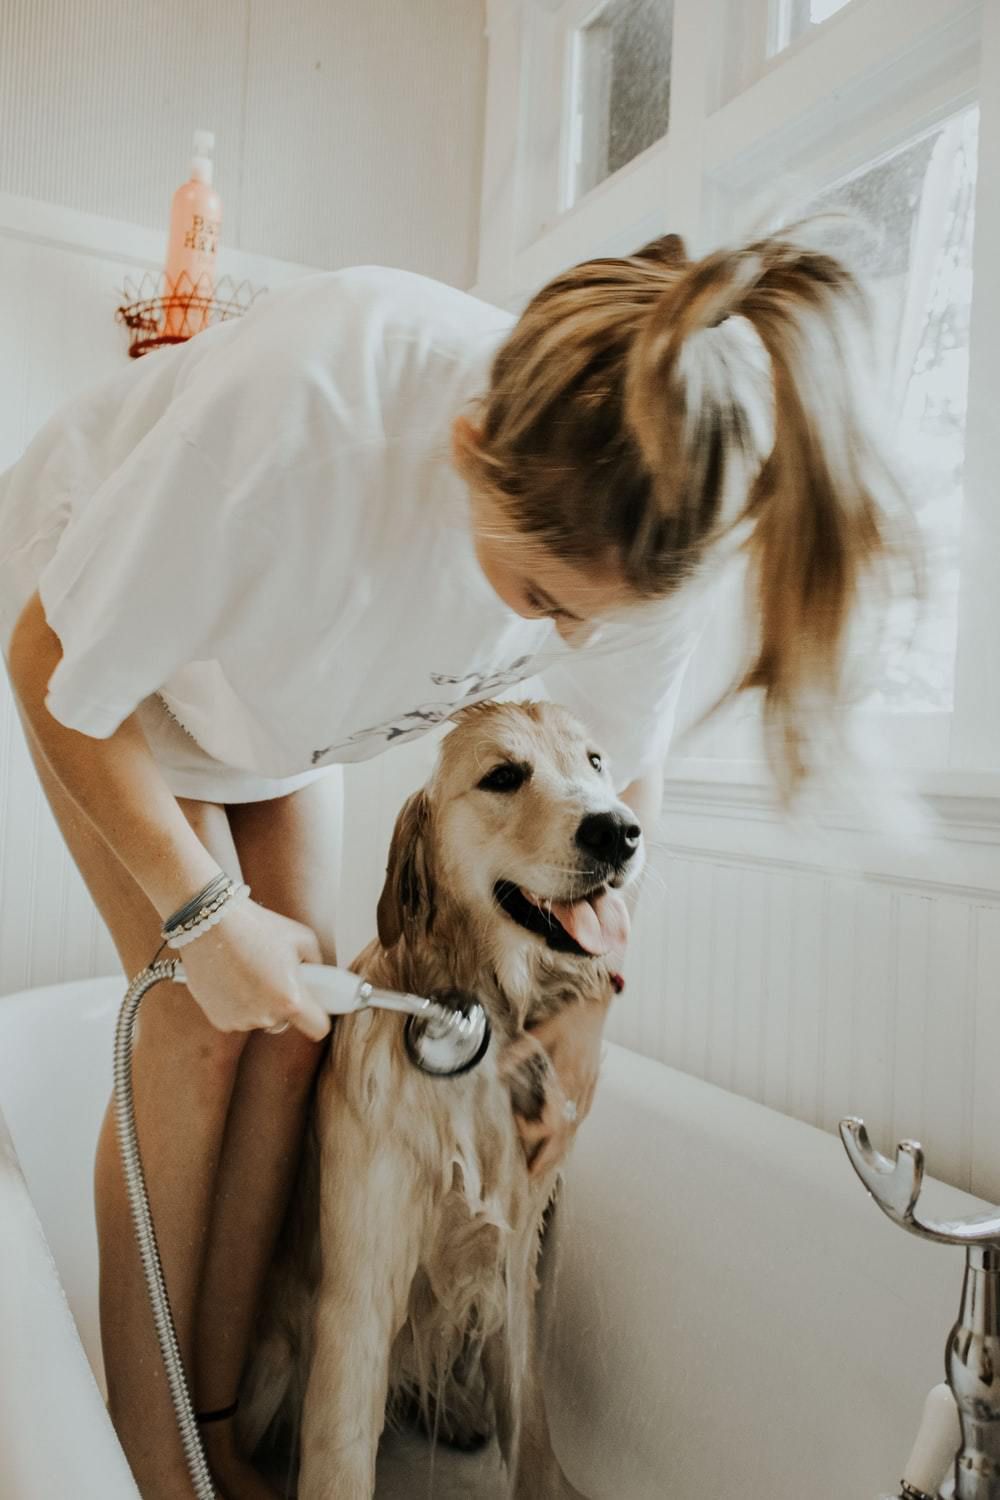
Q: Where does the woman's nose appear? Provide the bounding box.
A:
[557,618,602,648]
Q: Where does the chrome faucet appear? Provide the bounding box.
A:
[840,1118,1000,1500]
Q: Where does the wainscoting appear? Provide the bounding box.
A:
[612,778,1000,1202]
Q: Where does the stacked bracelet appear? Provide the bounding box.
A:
[162,873,251,950]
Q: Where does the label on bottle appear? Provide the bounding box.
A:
[184,214,220,255]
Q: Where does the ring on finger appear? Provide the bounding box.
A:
[561,1098,578,1124]
[265,1020,291,1036]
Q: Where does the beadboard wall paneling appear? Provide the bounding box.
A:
[610,788,1000,1204]
[239,0,487,276]
[0,0,486,285]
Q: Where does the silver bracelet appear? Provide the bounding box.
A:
[162,872,231,934]
[162,878,251,949]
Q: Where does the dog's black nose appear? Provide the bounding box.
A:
[575,812,641,866]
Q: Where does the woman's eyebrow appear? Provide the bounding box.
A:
[527,581,583,621]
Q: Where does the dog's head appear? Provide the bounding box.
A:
[376,702,644,1007]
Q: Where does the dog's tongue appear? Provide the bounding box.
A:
[548,888,630,956]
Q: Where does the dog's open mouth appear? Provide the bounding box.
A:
[493,880,630,957]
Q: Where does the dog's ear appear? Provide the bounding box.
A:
[376,790,436,950]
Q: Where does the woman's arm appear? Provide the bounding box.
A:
[8,592,223,917]
[620,763,664,844]
[7,591,329,1038]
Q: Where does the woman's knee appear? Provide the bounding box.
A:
[136,981,247,1075]
[249,1024,327,1088]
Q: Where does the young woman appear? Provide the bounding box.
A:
[0,230,901,1499]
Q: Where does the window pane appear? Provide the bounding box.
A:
[811,108,979,712]
[573,0,672,203]
[772,0,852,54]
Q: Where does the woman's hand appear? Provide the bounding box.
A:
[174,898,331,1041]
[500,999,609,1178]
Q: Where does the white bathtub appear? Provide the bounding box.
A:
[0,975,986,1499]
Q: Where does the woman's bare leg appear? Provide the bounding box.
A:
[19,717,246,1500]
[193,774,343,1494]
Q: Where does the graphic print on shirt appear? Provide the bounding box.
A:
[309,657,534,765]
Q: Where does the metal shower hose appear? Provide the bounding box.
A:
[113,959,218,1500]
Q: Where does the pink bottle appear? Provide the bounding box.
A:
[162,129,221,339]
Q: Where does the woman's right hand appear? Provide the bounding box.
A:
[174,897,332,1041]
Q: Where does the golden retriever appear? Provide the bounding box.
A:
[239,700,644,1499]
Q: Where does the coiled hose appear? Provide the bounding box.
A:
[112,960,218,1500]
[112,957,491,1499]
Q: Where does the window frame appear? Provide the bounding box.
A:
[560,0,677,210]
[476,0,999,788]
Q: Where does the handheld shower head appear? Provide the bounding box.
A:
[176,963,493,1079]
[401,989,492,1076]
[296,965,492,1078]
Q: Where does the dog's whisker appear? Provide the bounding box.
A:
[635,869,668,902]
[630,860,667,896]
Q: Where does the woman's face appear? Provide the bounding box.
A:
[469,489,630,646]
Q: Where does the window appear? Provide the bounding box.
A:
[569,0,673,205]
[811,108,979,712]
[771,0,853,53]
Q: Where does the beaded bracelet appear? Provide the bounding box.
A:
[163,872,231,932]
[162,874,251,950]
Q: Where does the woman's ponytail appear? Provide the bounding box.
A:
[460,227,913,798]
[626,237,910,796]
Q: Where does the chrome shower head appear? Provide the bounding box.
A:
[294,965,492,1079]
[402,990,492,1077]
[172,962,493,1079]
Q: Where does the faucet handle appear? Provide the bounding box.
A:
[839,1118,1000,1248]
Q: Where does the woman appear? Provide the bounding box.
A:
[0,230,901,1499]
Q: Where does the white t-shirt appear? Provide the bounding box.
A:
[0,266,695,789]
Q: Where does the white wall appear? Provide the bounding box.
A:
[0,0,486,287]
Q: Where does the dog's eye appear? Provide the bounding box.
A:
[478,762,528,794]
[588,752,603,773]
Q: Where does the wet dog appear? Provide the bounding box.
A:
[241,701,643,1499]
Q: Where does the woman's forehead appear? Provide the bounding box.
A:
[530,552,631,615]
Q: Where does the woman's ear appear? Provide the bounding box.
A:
[451,413,482,466]
[376,790,436,949]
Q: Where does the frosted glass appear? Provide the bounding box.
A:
[812,108,979,711]
[574,0,672,202]
[774,0,852,52]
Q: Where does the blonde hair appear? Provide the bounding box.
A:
[455,230,913,797]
